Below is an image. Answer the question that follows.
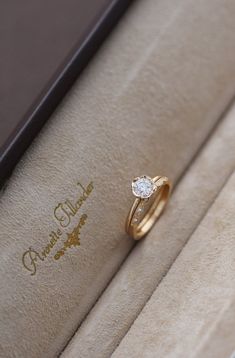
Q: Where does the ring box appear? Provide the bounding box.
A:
[1,0,235,357]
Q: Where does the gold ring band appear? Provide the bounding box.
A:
[125,175,171,240]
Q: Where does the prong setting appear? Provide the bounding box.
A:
[132,175,156,199]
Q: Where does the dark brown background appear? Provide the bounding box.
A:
[0,0,131,186]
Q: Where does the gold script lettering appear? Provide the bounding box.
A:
[54,181,93,228]
[54,203,71,228]
[22,180,93,275]
[22,248,44,276]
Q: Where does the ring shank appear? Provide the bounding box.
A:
[126,176,171,240]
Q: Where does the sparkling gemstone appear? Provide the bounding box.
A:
[132,176,155,199]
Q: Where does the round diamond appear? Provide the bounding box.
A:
[132,176,155,199]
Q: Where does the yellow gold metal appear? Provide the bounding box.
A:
[125,175,171,240]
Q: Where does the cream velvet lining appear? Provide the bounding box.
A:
[1,0,235,357]
[112,171,235,358]
[61,99,235,358]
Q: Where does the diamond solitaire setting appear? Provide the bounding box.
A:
[132,175,156,199]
